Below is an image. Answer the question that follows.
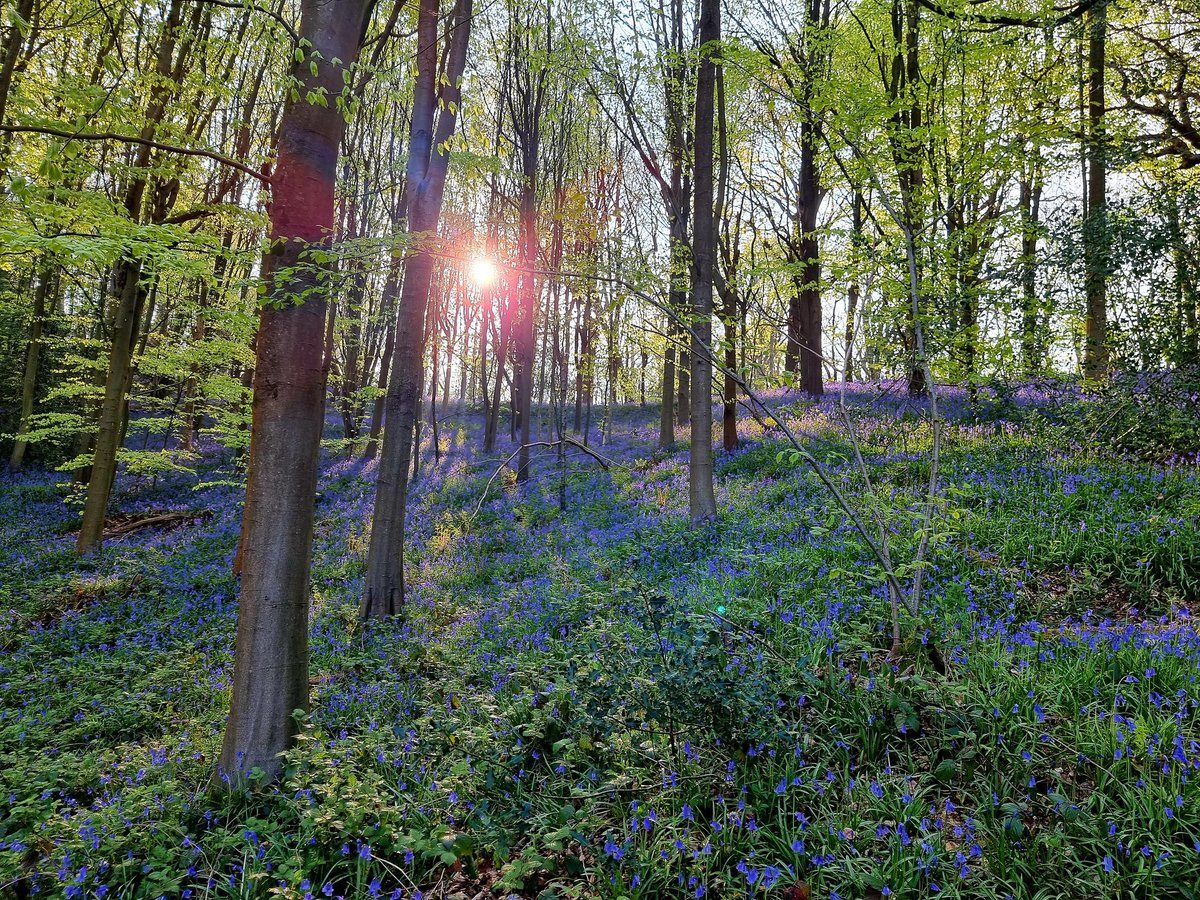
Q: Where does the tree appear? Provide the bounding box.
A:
[1082,0,1109,379]
[362,0,473,620]
[689,0,719,522]
[219,0,373,783]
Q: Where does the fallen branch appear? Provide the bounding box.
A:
[103,510,212,538]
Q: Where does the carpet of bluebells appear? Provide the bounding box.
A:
[3,383,1200,899]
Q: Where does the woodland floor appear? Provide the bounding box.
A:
[2,385,1200,899]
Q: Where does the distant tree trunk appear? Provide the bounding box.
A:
[1167,189,1199,364]
[883,0,928,397]
[659,321,675,446]
[689,0,718,522]
[844,189,863,382]
[796,120,823,396]
[218,0,371,785]
[363,0,472,619]
[180,276,210,453]
[364,261,401,460]
[676,321,691,425]
[514,152,540,482]
[1019,148,1044,376]
[785,292,800,375]
[77,258,149,553]
[8,263,51,470]
[1082,0,1109,380]
[720,283,738,452]
[485,282,508,452]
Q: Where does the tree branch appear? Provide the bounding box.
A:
[0,123,271,186]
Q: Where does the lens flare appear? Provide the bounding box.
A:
[470,257,497,287]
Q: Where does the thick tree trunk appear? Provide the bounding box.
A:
[689,0,718,522]
[218,0,370,784]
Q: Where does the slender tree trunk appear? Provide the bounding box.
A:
[844,189,863,382]
[515,179,539,481]
[484,286,507,452]
[796,126,823,396]
[1019,155,1044,376]
[77,260,148,552]
[1167,189,1199,364]
[689,0,718,521]
[364,263,401,460]
[8,263,50,470]
[363,0,472,619]
[659,322,675,446]
[180,275,211,453]
[1083,0,1108,380]
[218,0,371,784]
[720,285,738,452]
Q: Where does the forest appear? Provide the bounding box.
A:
[1,0,1199,897]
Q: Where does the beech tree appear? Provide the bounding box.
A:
[219,0,373,782]
[363,0,473,619]
[689,0,719,522]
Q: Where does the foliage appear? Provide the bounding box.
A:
[3,392,1199,899]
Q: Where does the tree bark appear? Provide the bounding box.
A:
[1019,151,1044,376]
[363,0,472,619]
[844,189,863,382]
[8,263,51,470]
[218,0,371,784]
[796,119,823,396]
[1083,0,1108,380]
[689,0,718,522]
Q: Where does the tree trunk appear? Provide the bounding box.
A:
[796,125,823,396]
[217,0,371,785]
[844,189,863,382]
[77,260,149,553]
[689,0,718,522]
[8,263,51,470]
[515,176,539,482]
[0,0,35,155]
[363,0,472,619]
[1083,0,1108,380]
[1019,154,1044,376]
[364,263,401,460]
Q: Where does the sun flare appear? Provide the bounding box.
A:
[469,257,497,287]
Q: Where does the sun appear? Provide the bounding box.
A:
[469,257,497,287]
